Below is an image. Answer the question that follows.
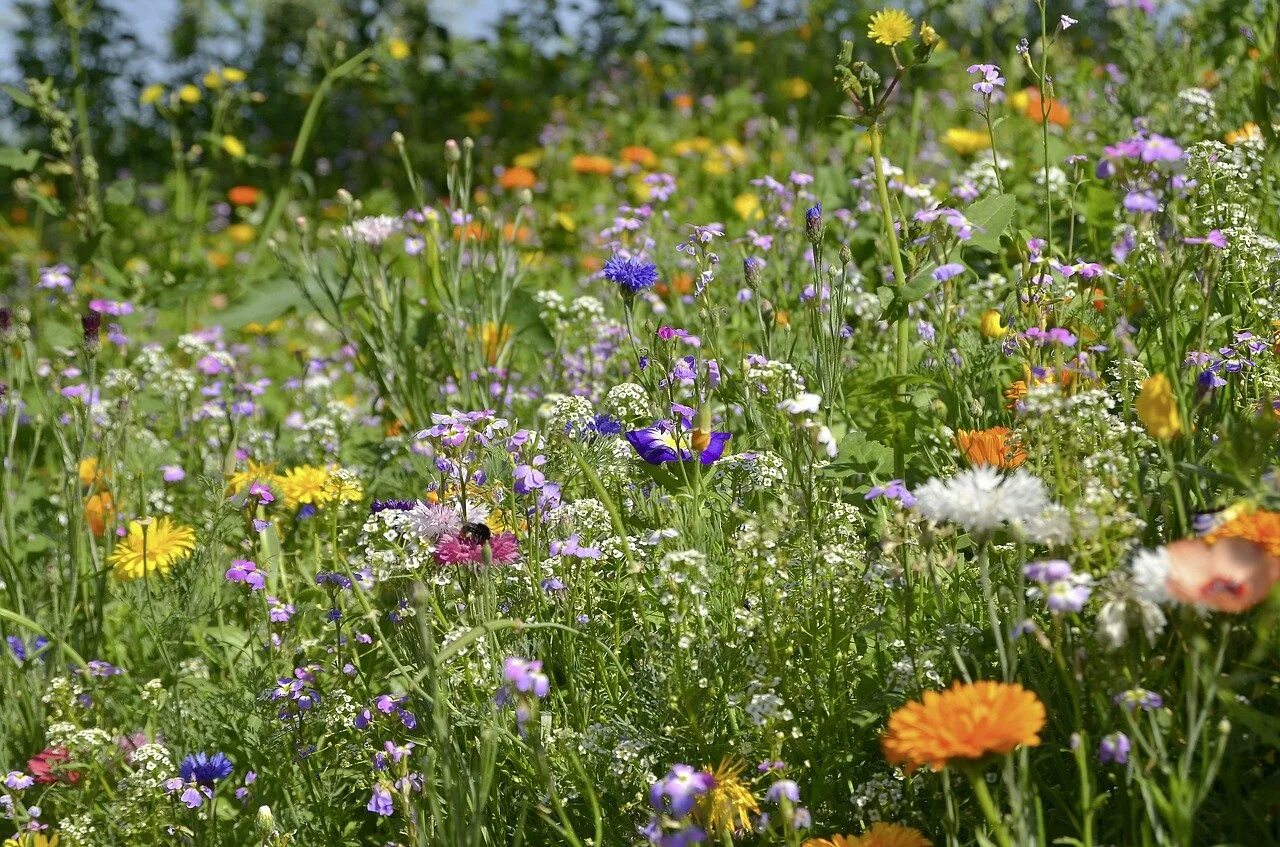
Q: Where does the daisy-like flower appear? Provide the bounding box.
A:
[953,427,1026,469]
[227,460,278,496]
[882,680,1046,772]
[109,517,197,581]
[696,758,759,836]
[276,465,334,510]
[867,9,914,46]
[403,502,462,541]
[804,823,934,847]
[602,254,659,296]
[912,466,1049,535]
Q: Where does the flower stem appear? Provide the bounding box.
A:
[869,123,911,477]
[964,766,1014,847]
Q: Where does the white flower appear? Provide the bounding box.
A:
[342,215,403,246]
[1060,14,1078,29]
[1130,547,1172,604]
[1096,595,1167,649]
[778,392,822,415]
[912,467,1050,534]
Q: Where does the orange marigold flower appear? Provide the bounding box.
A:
[882,680,1045,772]
[227,185,261,206]
[1205,508,1280,561]
[1021,87,1071,127]
[498,166,537,191]
[620,145,658,168]
[570,154,614,175]
[804,823,933,847]
[85,490,115,537]
[954,427,1026,469]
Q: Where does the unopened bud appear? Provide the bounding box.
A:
[81,310,102,353]
[805,202,823,246]
[839,244,852,266]
[744,256,762,287]
[256,805,276,836]
[391,131,405,149]
[919,22,939,47]
[517,188,533,206]
[336,188,354,206]
[444,139,461,164]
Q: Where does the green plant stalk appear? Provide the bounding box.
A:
[868,123,911,477]
[965,766,1014,847]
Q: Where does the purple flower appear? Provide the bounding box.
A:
[603,254,659,295]
[226,559,265,590]
[367,784,394,816]
[967,64,1005,95]
[1046,576,1093,613]
[1115,688,1163,712]
[502,657,550,698]
[513,464,546,495]
[4,772,33,790]
[1098,732,1130,765]
[549,534,601,559]
[38,264,75,292]
[179,751,233,787]
[649,764,713,819]
[765,780,800,804]
[161,465,186,483]
[1023,559,1073,584]
[1123,190,1160,213]
[865,479,916,508]
[624,421,730,466]
[933,263,966,281]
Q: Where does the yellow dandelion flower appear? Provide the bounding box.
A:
[781,77,812,99]
[203,70,224,90]
[108,517,196,581]
[388,37,411,61]
[221,135,246,159]
[695,758,759,836]
[1136,373,1183,441]
[276,465,334,510]
[178,84,201,104]
[227,460,277,496]
[140,84,165,105]
[867,9,914,46]
[734,39,757,56]
[942,127,990,156]
[221,67,247,83]
[733,192,763,221]
[226,223,255,245]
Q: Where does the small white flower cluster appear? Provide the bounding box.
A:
[849,770,907,825]
[541,393,596,435]
[1175,87,1216,126]
[341,214,403,246]
[604,382,650,420]
[744,357,805,399]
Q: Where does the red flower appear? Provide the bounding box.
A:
[28,746,82,785]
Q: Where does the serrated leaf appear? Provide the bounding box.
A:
[963,192,1017,252]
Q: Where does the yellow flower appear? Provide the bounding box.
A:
[140,84,165,105]
[203,70,224,89]
[882,680,1045,772]
[942,127,990,156]
[918,21,940,48]
[227,460,277,496]
[804,823,933,847]
[513,150,542,169]
[221,135,246,159]
[734,39,757,56]
[5,834,61,847]
[79,456,107,487]
[108,517,197,581]
[553,211,577,232]
[1136,373,1183,440]
[322,467,364,504]
[178,84,201,104]
[867,9,914,46]
[226,223,255,245]
[481,321,513,366]
[978,309,1007,339]
[695,758,759,836]
[221,67,247,83]
[277,465,335,510]
[781,77,812,99]
[388,37,411,61]
[733,192,763,221]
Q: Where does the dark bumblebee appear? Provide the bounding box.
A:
[459,521,492,544]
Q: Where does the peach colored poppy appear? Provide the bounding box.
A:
[1165,537,1280,613]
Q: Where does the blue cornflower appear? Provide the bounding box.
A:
[602,254,659,296]
[589,414,623,436]
[179,751,234,787]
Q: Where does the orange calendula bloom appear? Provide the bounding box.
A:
[620,145,658,168]
[954,427,1026,468]
[804,823,933,847]
[882,680,1046,772]
[227,185,261,206]
[85,491,115,537]
[481,322,513,366]
[570,154,614,175]
[1019,87,1071,127]
[498,166,537,191]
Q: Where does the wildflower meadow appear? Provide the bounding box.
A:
[3,0,1280,845]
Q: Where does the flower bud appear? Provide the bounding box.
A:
[255,805,276,837]
[744,256,762,287]
[444,139,461,164]
[391,131,405,149]
[805,202,823,246]
[81,309,102,354]
[335,188,354,206]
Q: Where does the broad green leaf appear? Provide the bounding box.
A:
[503,285,555,354]
[963,192,1017,252]
[0,147,40,171]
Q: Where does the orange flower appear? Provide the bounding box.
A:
[954,427,1026,469]
[85,491,115,537]
[570,154,614,176]
[498,166,537,191]
[1205,508,1280,560]
[882,680,1045,772]
[227,185,261,206]
[804,823,933,847]
[1162,537,1280,613]
[620,145,658,168]
[1005,367,1072,409]
[1021,87,1070,127]
[672,93,695,111]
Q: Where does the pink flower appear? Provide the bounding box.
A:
[433,532,521,567]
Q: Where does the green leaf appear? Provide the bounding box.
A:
[503,286,555,354]
[213,278,311,327]
[0,147,40,171]
[822,429,894,479]
[0,84,34,109]
[963,192,1017,253]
